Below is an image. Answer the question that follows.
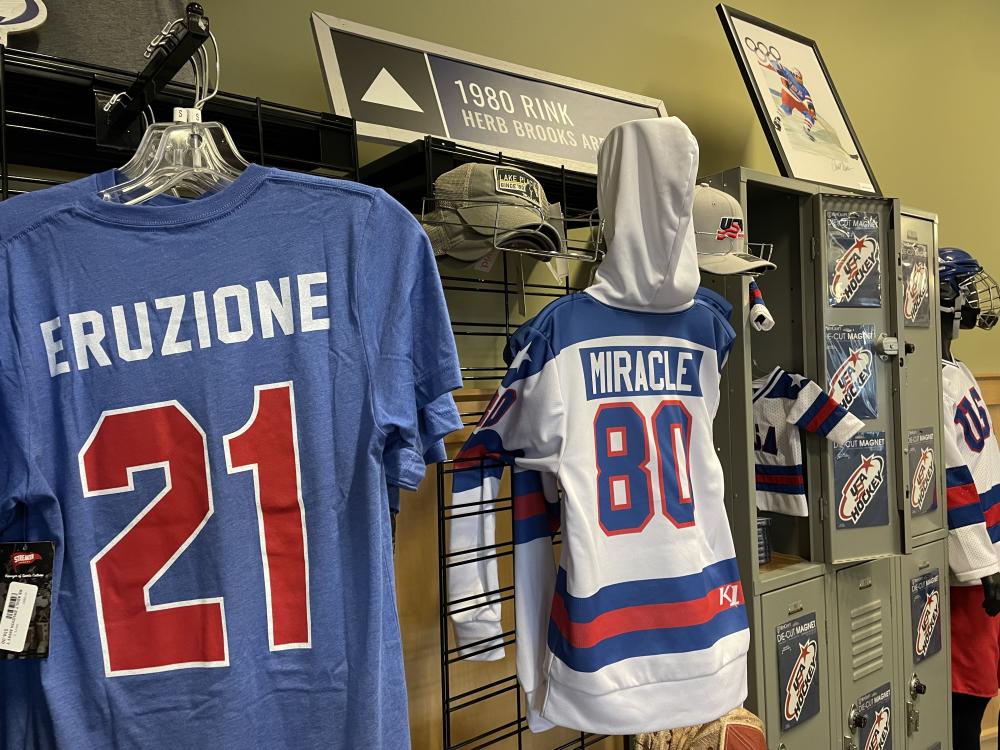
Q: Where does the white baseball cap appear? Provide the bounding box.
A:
[693,184,776,276]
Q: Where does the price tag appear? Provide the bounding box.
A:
[0,581,38,653]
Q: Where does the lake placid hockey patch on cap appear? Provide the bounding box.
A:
[494,167,542,208]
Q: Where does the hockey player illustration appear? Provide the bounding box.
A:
[744,36,860,162]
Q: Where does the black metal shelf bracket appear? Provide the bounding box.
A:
[98,2,210,146]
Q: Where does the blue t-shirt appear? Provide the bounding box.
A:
[0,165,460,748]
[1,174,198,750]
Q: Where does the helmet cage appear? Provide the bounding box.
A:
[960,268,1000,330]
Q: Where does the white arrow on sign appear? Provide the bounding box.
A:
[361,68,424,112]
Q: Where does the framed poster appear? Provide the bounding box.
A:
[717,4,880,195]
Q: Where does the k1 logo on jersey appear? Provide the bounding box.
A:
[715,217,744,241]
[955,387,992,452]
[835,432,889,529]
[908,427,937,516]
[826,324,877,419]
[776,613,821,731]
[911,570,941,663]
[827,211,882,308]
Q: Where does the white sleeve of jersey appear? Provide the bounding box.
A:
[447,332,565,661]
[943,393,1000,582]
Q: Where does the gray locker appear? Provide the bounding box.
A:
[899,209,946,541]
[833,558,898,749]
[814,195,906,563]
[896,539,950,749]
[759,576,831,748]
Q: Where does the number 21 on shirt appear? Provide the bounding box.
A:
[79,382,310,677]
[594,399,695,535]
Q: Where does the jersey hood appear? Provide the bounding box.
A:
[586,117,701,312]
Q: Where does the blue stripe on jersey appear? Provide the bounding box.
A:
[815,404,850,438]
[793,394,829,430]
[553,558,741,621]
[981,485,1000,542]
[947,466,975,488]
[512,470,542,496]
[768,372,798,400]
[451,429,516,493]
[950,503,988,530]
[547,605,748,673]
[755,464,805,495]
[755,464,804,476]
[514,514,553,545]
[502,292,736,385]
[752,368,784,403]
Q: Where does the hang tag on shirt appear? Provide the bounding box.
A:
[1,582,37,653]
[1,542,54,658]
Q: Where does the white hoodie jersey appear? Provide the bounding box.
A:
[447,118,749,735]
[942,358,1000,584]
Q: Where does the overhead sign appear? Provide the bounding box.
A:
[311,13,665,172]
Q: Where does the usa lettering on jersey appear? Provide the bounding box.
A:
[941,359,1000,585]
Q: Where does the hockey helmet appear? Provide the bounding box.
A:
[939,247,1000,330]
[791,67,804,83]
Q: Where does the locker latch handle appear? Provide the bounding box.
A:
[876,334,899,360]
[848,704,868,730]
[909,673,927,699]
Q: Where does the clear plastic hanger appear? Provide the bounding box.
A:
[99,25,249,205]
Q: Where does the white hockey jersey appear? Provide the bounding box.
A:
[752,367,863,516]
[942,358,1000,584]
[448,118,749,735]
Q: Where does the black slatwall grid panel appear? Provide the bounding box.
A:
[364,138,625,749]
[0,48,358,199]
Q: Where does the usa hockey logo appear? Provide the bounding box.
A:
[915,590,940,657]
[838,454,885,524]
[828,349,873,410]
[10,551,41,570]
[864,707,891,750]
[831,236,879,303]
[903,260,929,321]
[715,217,744,241]
[910,447,935,510]
[783,639,818,723]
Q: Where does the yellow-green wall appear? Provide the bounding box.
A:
[211,0,1000,372]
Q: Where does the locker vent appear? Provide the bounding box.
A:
[850,599,884,680]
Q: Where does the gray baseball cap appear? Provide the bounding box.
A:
[422,163,563,263]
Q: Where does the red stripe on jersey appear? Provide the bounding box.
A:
[754,472,803,486]
[513,490,546,520]
[454,444,501,472]
[985,501,1000,529]
[550,583,744,649]
[805,399,839,433]
[947,483,980,510]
